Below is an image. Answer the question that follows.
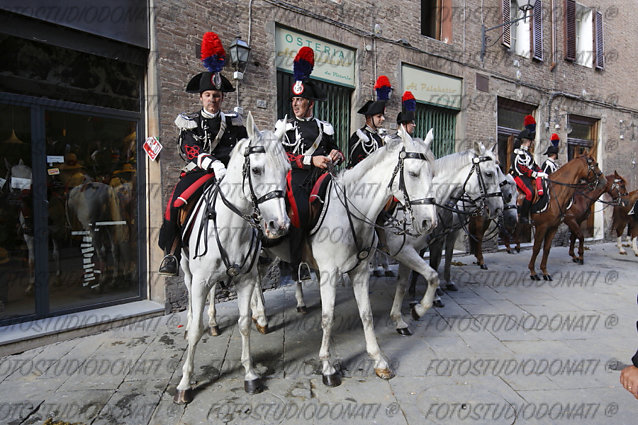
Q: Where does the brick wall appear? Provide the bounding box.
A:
[154,0,638,310]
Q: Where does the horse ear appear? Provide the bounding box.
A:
[487,142,497,154]
[245,112,257,142]
[423,128,434,151]
[274,115,287,140]
[399,125,413,150]
[614,170,619,177]
[473,141,484,155]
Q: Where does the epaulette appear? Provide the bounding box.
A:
[175,113,198,130]
[356,129,370,143]
[225,112,244,127]
[319,120,334,136]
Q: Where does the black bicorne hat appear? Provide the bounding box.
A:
[544,145,559,156]
[517,128,535,142]
[358,100,386,116]
[186,72,235,94]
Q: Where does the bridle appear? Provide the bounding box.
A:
[193,143,286,278]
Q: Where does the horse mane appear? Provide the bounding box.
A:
[337,141,390,183]
[434,149,474,174]
[550,155,587,180]
[228,130,291,172]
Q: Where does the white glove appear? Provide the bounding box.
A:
[536,172,548,179]
[211,160,226,180]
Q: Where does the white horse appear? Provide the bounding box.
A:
[380,142,504,335]
[425,167,517,301]
[174,113,290,403]
[262,127,438,386]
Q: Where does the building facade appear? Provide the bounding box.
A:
[1,0,637,342]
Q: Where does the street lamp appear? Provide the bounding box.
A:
[229,36,251,81]
[480,0,538,62]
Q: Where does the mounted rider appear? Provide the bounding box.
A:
[346,76,391,168]
[277,46,344,282]
[158,32,248,276]
[511,115,547,223]
[541,133,560,174]
[396,91,417,136]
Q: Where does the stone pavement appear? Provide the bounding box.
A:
[1,242,637,425]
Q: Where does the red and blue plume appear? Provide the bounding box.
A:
[524,114,536,132]
[402,91,416,112]
[293,47,314,81]
[550,133,560,147]
[201,32,226,73]
[374,75,392,101]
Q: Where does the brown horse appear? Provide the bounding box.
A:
[611,189,638,256]
[526,155,605,280]
[565,172,627,264]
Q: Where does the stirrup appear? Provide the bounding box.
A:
[297,263,312,281]
[159,254,179,276]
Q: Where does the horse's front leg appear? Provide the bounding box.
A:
[411,254,441,320]
[318,266,340,386]
[349,261,394,380]
[236,276,263,394]
[539,226,559,280]
[528,224,545,280]
[251,279,268,334]
[174,277,208,404]
[390,262,412,335]
[207,283,220,336]
[443,230,459,290]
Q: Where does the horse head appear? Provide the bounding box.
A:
[580,154,605,191]
[467,141,504,220]
[387,127,437,235]
[608,171,628,200]
[498,168,518,233]
[231,112,290,239]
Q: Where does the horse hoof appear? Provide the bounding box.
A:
[375,367,395,380]
[255,323,268,335]
[435,288,444,296]
[296,306,307,314]
[515,247,521,253]
[373,270,384,277]
[578,259,584,265]
[530,275,540,281]
[244,378,264,394]
[173,388,193,404]
[384,270,396,277]
[396,327,412,336]
[480,264,488,270]
[410,305,421,321]
[433,299,445,308]
[322,372,341,387]
[446,283,458,292]
[209,326,221,336]
[620,251,627,255]
[542,274,552,281]
[572,257,579,263]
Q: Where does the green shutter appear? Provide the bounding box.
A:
[414,103,457,158]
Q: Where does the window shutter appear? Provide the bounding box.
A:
[502,0,511,47]
[532,0,543,61]
[564,0,576,61]
[594,10,604,70]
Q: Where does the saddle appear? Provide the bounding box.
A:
[178,178,216,246]
[515,180,550,214]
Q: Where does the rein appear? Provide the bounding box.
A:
[192,144,286,278]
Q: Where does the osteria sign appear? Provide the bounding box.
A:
[275,26,355,88]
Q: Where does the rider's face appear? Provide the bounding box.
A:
[371,113,385,129]
[292,97,313,119]
[404,121,416,136]
[200,90,223,114]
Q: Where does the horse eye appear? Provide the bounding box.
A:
[252,167,262,175]
[408,171,419,178]
[485,172,493,178]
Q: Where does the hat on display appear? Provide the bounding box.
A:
[397,91,416,124]
[358,75,391,116]
[186,31,235,93]
[290,47,325,101]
